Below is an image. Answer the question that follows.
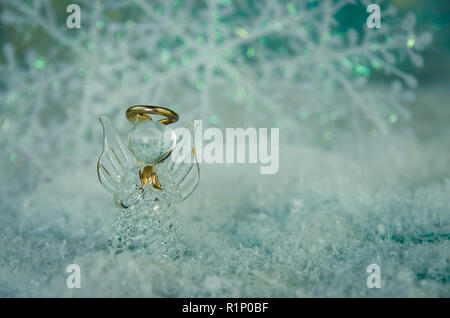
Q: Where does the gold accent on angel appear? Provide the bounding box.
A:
[139,165,162,190]
[126,105,179,125]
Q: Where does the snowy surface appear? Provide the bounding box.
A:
[0,86,449,297]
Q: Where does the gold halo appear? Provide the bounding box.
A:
[126,105,179,125]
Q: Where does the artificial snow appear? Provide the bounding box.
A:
[1,113,449,297]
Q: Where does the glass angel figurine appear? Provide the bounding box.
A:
[97,105,199,258]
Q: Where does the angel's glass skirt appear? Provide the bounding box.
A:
[108,204,183,259]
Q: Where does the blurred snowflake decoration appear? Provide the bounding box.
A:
[0,0,431,173]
